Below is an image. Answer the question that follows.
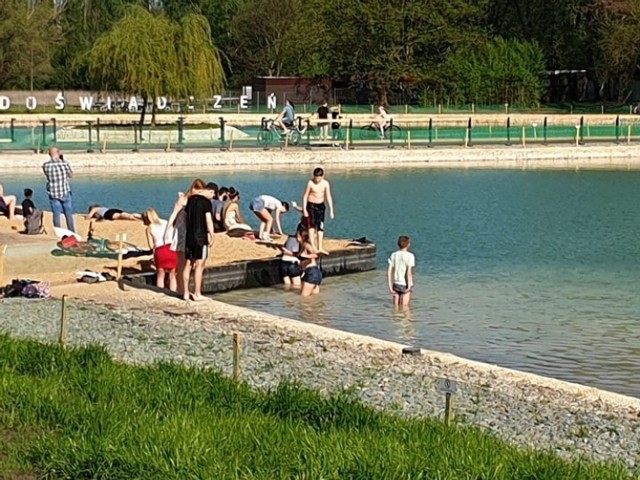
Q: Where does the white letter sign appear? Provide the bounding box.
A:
[0,96,10,111]
[156,96,167,110]
[267,93,277,110]
[55,92,66,110]
[79,96,94,111]
[240,95,248,109]
[213,95,222,109]
[26,96,37,111]
[128,96,138,112]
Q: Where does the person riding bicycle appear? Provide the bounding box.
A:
[373,105,391,138]
[275,99,296,133]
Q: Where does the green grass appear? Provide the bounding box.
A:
[0,334,633,479]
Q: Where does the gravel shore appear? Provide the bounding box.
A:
[1,288,639,472]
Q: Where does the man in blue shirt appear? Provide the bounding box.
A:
[275,99,295,133]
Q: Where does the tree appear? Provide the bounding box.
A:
[50,0,144,89]
[591,0,640,100]
[0,0,61,89]
[88,5,224,123]
[311,0,490,104]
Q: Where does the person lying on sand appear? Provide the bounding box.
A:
[86,205,142,222]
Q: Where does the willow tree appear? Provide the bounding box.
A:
[88,5,224,124]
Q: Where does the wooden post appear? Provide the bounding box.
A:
[438,104,442,114]
[228,130,234,150]
[521,126,526,147]
[116,234,126,280]
[404,104,408,114]
[59,294,69,346]
[233,333,241,381]
[166,133,172,152]
[407,130,411,150]
[464,129,469,148]
[628,125,632,144]
[0,244,6,284]
[102,137,107,153]
[576,126,580,147]
[444,392,453,425]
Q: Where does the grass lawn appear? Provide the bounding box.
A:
[0,334,633,479]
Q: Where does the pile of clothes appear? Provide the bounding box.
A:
[1,279,51,298]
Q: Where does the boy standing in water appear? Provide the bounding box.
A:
[387,235,415,307]
[302,167,335,255]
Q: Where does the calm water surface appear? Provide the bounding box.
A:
[3,167,640,397]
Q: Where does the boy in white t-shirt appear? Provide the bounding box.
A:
[387,235,415,307]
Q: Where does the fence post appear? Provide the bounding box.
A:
[96,118,101,145]
[389,118,395,147]
[521,126,526,147]
[177,116,185,152]
[579,116,584,145]
[219,116,226,146]
[504,103,509,114]
[305,118,311,145]
[0,245,6,284]
[132,122,139,152]
[40,120,48,152]
[51,118,57,143]
[628,125,632,144]
[407,131,411,150]
[543,117,548,145]
[346,119,352,150]
[59,294,69,346]
[10,118,15,143]
[467,117,472,147]
[506,117,511,146]
[233,333,241,381]
[86,120,94,153]
[616,116,620,144]
[428,118,433,148]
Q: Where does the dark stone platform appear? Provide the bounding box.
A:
[125,244,376,294]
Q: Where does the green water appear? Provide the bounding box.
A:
[3,167,640,397]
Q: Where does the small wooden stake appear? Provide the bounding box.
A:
[444,392,453,425]
[116,233,126,280]
[59,294,69,346]
[628,125,632,144]
[407,130,412,150]
[0,244,7,283]
[521,126,526,147]
[233,333,241,381]
[229,130,234,150]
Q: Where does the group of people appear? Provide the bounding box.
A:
[136,167,336,300]
[272,99,391,141]
[3,147,415,306]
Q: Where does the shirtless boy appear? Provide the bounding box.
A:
[302,167,335,255]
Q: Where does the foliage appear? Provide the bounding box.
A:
[590,0,640,99]
[440,38,546,105]
[0,334,634,479]
[301,0,491,104]
[0,0,62,89]
[88,5,224,101]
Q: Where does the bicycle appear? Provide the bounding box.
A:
[257,118,307,146]
[359,122,402,140]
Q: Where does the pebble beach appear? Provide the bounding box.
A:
[1,282,639,472]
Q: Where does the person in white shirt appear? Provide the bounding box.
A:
[387,235,415,307]
[249,194,290,241]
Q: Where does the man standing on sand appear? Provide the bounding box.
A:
[182,180,215,302]
[302,167,335,255]
[42,147,75,233]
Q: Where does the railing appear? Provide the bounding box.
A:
[2,115,640,153]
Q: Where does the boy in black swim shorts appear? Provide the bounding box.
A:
[301,167,335,255]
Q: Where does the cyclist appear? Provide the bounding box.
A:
[373,105,391,138]
[275,99,296,134]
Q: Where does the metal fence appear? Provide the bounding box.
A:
[2,115,640,152]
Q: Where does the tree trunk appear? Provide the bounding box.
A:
[151,100,157,126]
[139,95,148,140]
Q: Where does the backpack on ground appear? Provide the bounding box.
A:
[25,208,45,235]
